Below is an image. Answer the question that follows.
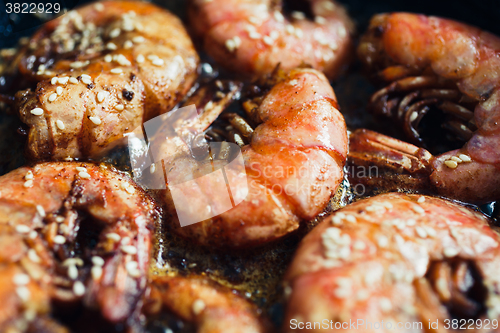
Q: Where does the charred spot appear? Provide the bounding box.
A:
[373,25,385,37]
[122,89,134,101]
[87,83,94,89]
[130,73,137,81]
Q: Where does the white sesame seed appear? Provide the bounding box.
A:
[444,160,458,169]
[29,230,37,239]
[75,167,87,172]
[56,120,65,130]
[315,16,327,25]
[81,77,92,85]
[69,77,78,84]
[121,245,138,255]
[48,93,57,102]
[109,28,121,38]
[81,74,91,80]
[233,36,242,47]
[192,299,206,315]
[58,77,69,84]
[16,286,30,302]
[377,235,389,248]
[89,116,101,125]
[415,226,427,238]
[132,36,145,43]
[136,54,145,63]
[73,281,86,296]
[30,108,44,116]
[292,11,305,20]
[150,163,156,173]
[13,273,30,285]
[248,31,261,39]
[263,36,274,45]
[56,86,63,95]
[106,42,117,50]
[345,215,357,223]
[25,171,33,180]
[285,24,295,34]
[288,79,298,86]
[147,54,159,61]
[443,247,459,258]
[28,249,40,263]
[459,154,471,162]
[409,111,418,122]
[106,233,121,242]
[294,28,304,38]
[152,58,164,66]
[274,11,285,23]
[70,61,89,69]
[104,54,112,63]
[91,266,103,280]
[16,225,30,234]
[114,104,124,111]
[417,196,425,203]
[412,205,425,214]
[97,91,106,103]
[92,256,105,267]
[36,205,45,217]
[270,31,279,40]
[353,240,366,250]
[68,264,78,280]
[124,184,135,194]
[23,179,33,188]
[94,3,104,11]
[126,261,140,277]
[423,226,437,238]
[123,40,133,49]
[337,25,347,38]
[51,77,58,85]
[79,171,91,179]
[53,235,66,244]
[110,68,123,74]
[321,1,336,10]
[450,156,462,163]
[380,298,392,312]
[62,257,84,266]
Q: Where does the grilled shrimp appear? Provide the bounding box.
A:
[284,193,500,332]
[355,13,500,203]
[145,275,271,333]
[13,0,199,161]
[149,68,347,248]
[189,0,354,79]
[0,162,159,331]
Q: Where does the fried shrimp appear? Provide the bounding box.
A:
[356,13,500,203]
[189,0,354,79]
[284,193,500,332]
[13,1,199,161]
[145,275,271,333]
[150,68,347,248]
[0,162,159,331]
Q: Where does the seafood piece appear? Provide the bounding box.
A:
[13,0,199,160]
[0,162,159,331]
[284,193,500,332]
[145,275,271,333]
[357,13,500,203]
[154,68,347,248]
[189,0,354,79]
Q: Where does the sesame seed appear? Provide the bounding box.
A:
[132,36,145,43]
[459,154,471,162]
[114,104,124,111]
[104,54,112,62]
[150,164,156,173]
[91,266,103,280]
[16,225,30,234]
[263,36,274,45]
[192,299,206,315]
[274,11,285,23]
[30,108,44,116]
[68,265,78,280]
[58,77,69,84]
[54,235,66,244]
[81,74,91,80]
[51,77,58,85]
[97,91,106,103]
[110,68,123,74]
[353,240,366,250]
[288,79,298,86]
[124,184,135,194]
[121,245,138,255]
[337,25,347,38]
[315,16,327,25]
[380,298,392,312]
[13,273,30,285]
[377,235,389,248]
[106,233,121,242]
[79,171,91,179]
[92,256,105,266]
[81,77,92,85]
[70,61,89,69]
[292,11,305,20]
[123,40,133,49]
[345,215,357,223]
[269,31,279,40]
[94,3,104,11]
[48,93,57,102]
[56,86,63,95]
[321,1,336,10]
[147,54,159,61]
[36,205,45,217]
[294,28,304,38]
[69,77,78,84]
[109,28,121,38]
[16,286,30,302]
[106,42,117,50]
[25,171,33,180]
[136,54,144,63]
[23,179,33,188]
[73,281,86,296]
[409,111,418,122]
[450,156,462,163]
[152,58,164,66]
[56,120,65,130]
[89,116,101,125]
[122,22,134,32]
[417,196,425,203]
[415,226,427,238]
[443,247,459,258]
[285,24,295,34]
[412,205,425,214]
[126,261,140,277]
[55,216,65,223]
[75,166,86,172]
[28,249,40,263]
[62,258,84,267]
